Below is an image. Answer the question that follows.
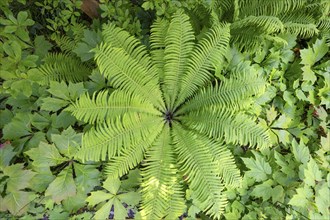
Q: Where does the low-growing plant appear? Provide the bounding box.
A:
[68,11,270,219]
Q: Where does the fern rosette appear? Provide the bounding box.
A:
[68,11,270,219]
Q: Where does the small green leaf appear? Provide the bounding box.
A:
[3,164,35,192]
[3,191,36,215]
[113,198,128,220]
[94,199,113,220]
[250,180,273,201]
[291,139,310,164]
[104,177,121,195]
[74,164,100,193]
[288,186,313,207]
[25,142,64,167]
[86,191,113,206]
[118,191,141,206]
[45,166,76,203]
[242,152,272,182]
[0,143,16,169]
[266,106,277,124]
[315,182,330,216]
[41,97,69,112]
[271,185,284,203]
[303,158,322,187]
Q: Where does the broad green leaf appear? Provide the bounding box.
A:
[25,142,65,167]
[271,185,284,203]
[31,113,50,131]
[283,91,295,106]
[288,186,313,207]
[315,183,330,216]
[303,158,322,187]
[320,133,330,152]
[3,191,36,215]
[242,152,272,182]
[0,109,13,128]
[266,106,277,124]
[117,191,141,206]
[250,180,273,201]
[48,81,70,100]
[48,205,70,220]
[104,177,121,195]
[94,199,113,220]
[40,97,69,112]
[113,198,128,220]
[34,35,52,59]
[74,164,99,193]
[0,143,16,169]
[51,127,81,156]
[62,190,87,213]
[11,80,32,97]
[67,82,87,100]
[300,38,328,66]
[86,191,113,206]
[291,139,310,164]
[3,164,35,192]
[29,166,55,192]
[45,166,76,203]
[3,113,31,140]
[302,66,317,83]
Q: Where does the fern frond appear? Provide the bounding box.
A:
[178,67,266,114]
[94,44,164,109]
[172,125,227,219]
[238,0,305,17]
[317,18,330,31]
[141,126,185,219]
[76,114,163,161]
[51,35,77,53]
[177,24,230,107]
[230,16,283,51]
[150,18,170,78]
[105,123,163,179]
[67,90,160,124]
[183,108,270,149]
[206,139,241,187]
[163,10,195,109]
[102,23,152,70]
[284,22,319,38]
[39,53,91,83]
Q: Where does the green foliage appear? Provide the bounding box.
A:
[204,0,330,52]
[69,11,270,219]
[1,1,329,219]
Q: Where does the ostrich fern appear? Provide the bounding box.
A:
[206,0,330,51]
[68,11,270,219]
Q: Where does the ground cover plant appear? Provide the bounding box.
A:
[0,0,329,219]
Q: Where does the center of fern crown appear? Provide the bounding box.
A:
[163,109,174,124]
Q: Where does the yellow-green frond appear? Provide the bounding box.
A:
[163,10,195,109]
[230,16,283,51]
[284,22,319,38]
[67,90,160,124]
[206,139,241,188]
[102,23,152,70]
[183,108,270,149]
[94,43,164,109]
[150,18,170,78]
[141,126,185,220]
[105,123,164,179]
[39,53,91,83]
[177,24,230,107]
[238,0,305,17]
[172,125,227,219]
[178,66,266,114]
[76,113,163,162]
